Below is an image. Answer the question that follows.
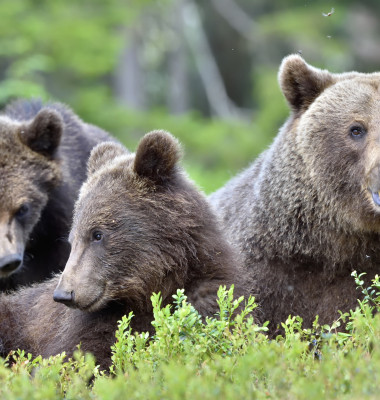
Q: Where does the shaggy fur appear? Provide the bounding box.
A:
[0,99,114,291]
[0,131,248,370]
[210,55,380,332]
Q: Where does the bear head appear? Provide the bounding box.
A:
[279,55,380,232]
[0,109,63,278]
[54,130,213,313]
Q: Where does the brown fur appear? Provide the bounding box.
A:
[0,99,114,291]
[0,131,248,369]
[210,55,380,333]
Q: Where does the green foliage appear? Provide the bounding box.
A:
[0,0,149,101]
[351,271,380,309]
[110,287,265,375]
[2,280,380,399]
[0,349,98,400]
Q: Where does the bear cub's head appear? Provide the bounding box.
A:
[0,109,63,278]
[54,130,214,312]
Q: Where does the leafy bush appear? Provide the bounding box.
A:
[2,278,380,399]
[109,287,265,375]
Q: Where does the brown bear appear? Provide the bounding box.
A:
[210,55,380,333]
[0,130,248,370]
[0,99,114,291]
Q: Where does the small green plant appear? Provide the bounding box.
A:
[110,286,267,375]
[0,348,98,400]
[351,271,380,309]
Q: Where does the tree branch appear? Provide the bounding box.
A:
[210,0,257,41]
[181,0,244,119]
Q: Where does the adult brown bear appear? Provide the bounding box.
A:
[0,131,247,369]
[0,99,114,291]
[210,55,380,332]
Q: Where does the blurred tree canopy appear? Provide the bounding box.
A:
[1,0,380,192]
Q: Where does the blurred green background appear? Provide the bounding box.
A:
[1,0,380,193]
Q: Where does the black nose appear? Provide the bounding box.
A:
[53,288,74,306]
[0,254,22,275]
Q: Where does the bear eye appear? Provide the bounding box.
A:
[350,125,367,140]
[15,204,30,219]
[91,231,103,242]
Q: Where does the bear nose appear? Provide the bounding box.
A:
[0,254,22,275]
[53,288,74,306]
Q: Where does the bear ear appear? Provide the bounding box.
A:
[87,142,127,176]
[19,109,63,158]
[279,54,334,113]
[134,130,182,185]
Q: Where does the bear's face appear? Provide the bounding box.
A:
[54,131,195,312]
[279,55,380,231]
[0,110,62,278]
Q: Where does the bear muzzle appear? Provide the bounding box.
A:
[367,165,380,207]
[0,254,22,277]
[371,191,380,206]
[53,288,75,307]
[0,219,25,278]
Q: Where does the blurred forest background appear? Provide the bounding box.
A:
[1,0,380,193]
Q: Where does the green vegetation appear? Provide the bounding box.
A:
[1,276,380,399]
[1,1,379,193]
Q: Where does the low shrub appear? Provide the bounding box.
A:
[1,276,380,399]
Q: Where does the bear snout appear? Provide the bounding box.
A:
[0,254,22,277]
[367,165,380,207]
[53,288,75,307]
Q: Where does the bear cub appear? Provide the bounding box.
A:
[0,99,114,291]
[0,130,247,369]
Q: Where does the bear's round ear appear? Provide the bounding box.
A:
[278,54,334,113]
[134,130,182,185]
[19,109,63,159]
[87,142,127,176]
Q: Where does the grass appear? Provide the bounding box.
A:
[1,275,380,399]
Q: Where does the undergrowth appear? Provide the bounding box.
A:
[1,276,380,399]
